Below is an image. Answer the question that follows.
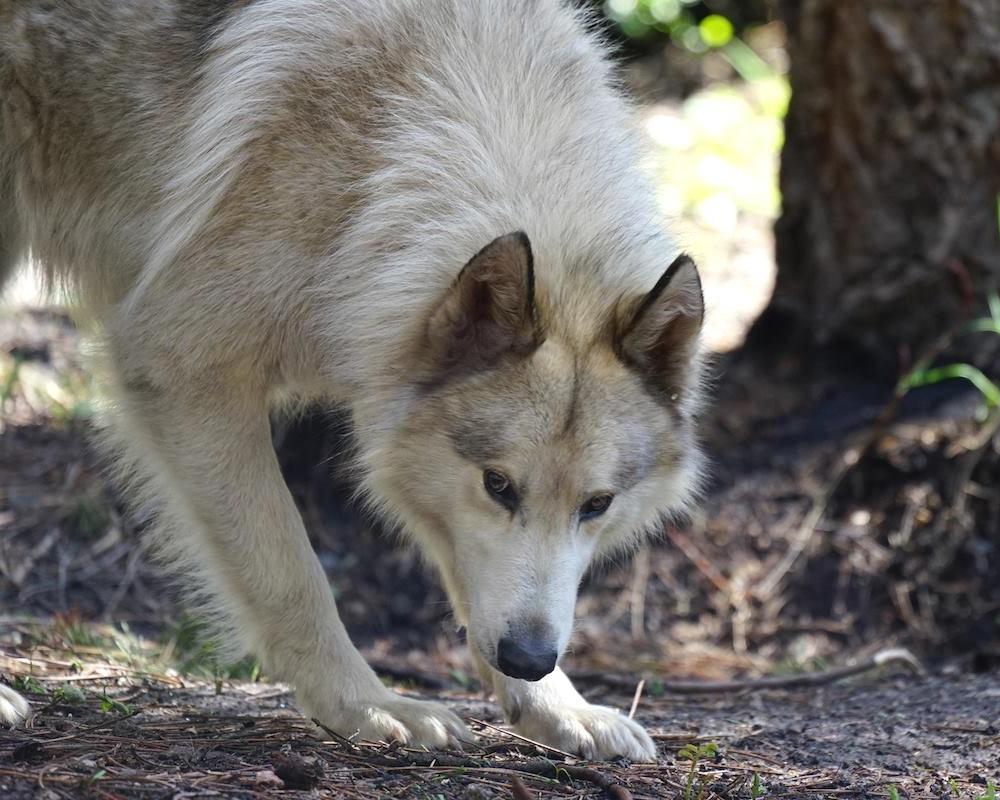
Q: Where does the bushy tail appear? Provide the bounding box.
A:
[0,153,25,295]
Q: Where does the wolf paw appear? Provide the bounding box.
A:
[514,703,657,762]
[310,691,472,750]
[0,685,30,727]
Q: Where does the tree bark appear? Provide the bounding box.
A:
[763,0,1000,362]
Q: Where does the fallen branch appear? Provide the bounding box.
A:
[576,647,923,695]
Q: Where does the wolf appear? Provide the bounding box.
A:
[0,0,706,760]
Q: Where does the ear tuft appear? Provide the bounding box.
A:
[425,232,539,377]
[617,253,704,400]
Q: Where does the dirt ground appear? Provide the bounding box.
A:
[2,666,998,799]
[3,298,999,798]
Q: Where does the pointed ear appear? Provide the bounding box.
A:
[616,254,704,400]
[425,232,539,375]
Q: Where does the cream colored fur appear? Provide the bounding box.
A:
[0,0,707,760]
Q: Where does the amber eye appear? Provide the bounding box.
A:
[580,494,614,521]
[484,470,518,511]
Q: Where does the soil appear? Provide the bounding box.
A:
[3,299,999,797]
[1,668,997,798]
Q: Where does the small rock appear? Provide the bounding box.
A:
[272,751,324,790]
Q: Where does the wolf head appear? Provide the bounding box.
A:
[373,231,704,681]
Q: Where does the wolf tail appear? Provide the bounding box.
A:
[0,152,25,295]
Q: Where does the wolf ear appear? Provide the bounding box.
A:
[617,254,704,400]
[426,232,539,375]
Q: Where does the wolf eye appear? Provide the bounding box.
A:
[580,494,614,521]
[483,469,517,511]
[484,470,518,511]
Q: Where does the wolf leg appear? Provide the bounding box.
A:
[110,375,470,748]
[474,654,656,761]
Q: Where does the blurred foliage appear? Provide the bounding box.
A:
[595,0,772,60]
[598,0,789,230]
[647,75,787,225]
[0,348,95,423]
[641,67,787,353]
[602,0,776,81]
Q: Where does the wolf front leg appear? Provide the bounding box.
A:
[474,654,656,761]
[110,376,470,749]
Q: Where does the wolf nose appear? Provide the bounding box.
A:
[496,636,558,681]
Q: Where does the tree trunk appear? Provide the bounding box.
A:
[762,0,1000,363]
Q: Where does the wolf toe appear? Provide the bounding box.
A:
[515,703,657,762]
[311,691,472,750]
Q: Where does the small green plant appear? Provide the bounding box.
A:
[0,353,24,407]
[887,786,901,800]
[53,612,108,649]
[53,684,87,705]
[679,741,719,800]
[12,675,46,695]
[65,493,112,540]
[898,291,1000,414]
[166,613,260,682]
[750,772,767,799]
[975,780,998,800]
[449,669,473,689]
[968,290,1000,335]
[99,693,134,715]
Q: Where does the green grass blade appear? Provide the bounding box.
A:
[903,363,1000,407]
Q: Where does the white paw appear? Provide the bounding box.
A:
[0,684,30,727]
[307,690,473,750]
[515,703,657,762]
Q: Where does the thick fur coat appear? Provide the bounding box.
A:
[0,0,706,759]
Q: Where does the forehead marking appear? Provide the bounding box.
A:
[448,413,508,464]
[614,441,656,492]
[559,356,583,437]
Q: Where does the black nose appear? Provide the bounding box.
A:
[496,636,558,681]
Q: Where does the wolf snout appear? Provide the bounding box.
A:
[496,634,558,681]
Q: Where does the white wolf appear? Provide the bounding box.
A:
[0,0,706,759]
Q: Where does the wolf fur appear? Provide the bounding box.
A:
[0,0,706,759]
